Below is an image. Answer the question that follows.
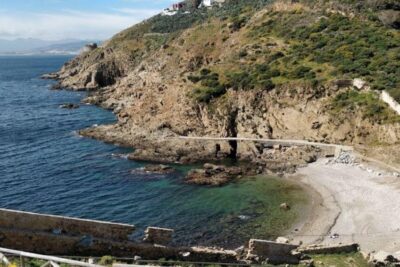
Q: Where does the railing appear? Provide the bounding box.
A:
[0,247,104,267]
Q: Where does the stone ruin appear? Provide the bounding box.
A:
[0,208,365,265]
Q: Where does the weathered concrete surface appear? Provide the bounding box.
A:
[381,90,400,115]
[143,227,174,245]
[297,243,359,255]
[246,239,300,264]
[0,208,135,242]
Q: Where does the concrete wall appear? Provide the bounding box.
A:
[246,239,300,264]
[297,243,359,254]
[0,208,135,242]
[381,90,400,115]
[143,227,174,245]
[0,209,238,262]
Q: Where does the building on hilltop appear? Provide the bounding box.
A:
[172,2,186,10]
[199,0,226,8]
[162,1,187,16]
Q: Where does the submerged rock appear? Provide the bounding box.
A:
[131,164,175,175]
[59,103,79,109]
[143,164,175,174]
[280,203,291,211]
[184,163,243,186]
[41,73,59,80]
[51,83,63,90]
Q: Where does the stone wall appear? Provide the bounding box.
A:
[297,243,359,254]
[0,208,135,241]
[143,227,174,245]
[381,90,400,115]
[246,239,300,264]
[0,208,237,262]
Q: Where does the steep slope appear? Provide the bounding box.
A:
[54,0,400,164]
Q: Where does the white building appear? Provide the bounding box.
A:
[200,0,225,8]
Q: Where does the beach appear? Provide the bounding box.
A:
[289,158,400,253]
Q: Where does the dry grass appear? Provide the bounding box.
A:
[270,0,309,13]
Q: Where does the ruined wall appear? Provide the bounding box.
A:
[246,239,300,264]
[0,209,237,262]
[0,208,135,241]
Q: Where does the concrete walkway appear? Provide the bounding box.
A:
[177,136,353,152]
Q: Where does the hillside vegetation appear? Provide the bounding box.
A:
[56,0,400,163]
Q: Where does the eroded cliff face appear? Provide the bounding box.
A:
[54,0,400,165]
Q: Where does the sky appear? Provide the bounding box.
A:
[0,0,177,41]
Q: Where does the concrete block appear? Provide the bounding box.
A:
[297,243,359,255]
[144,227,174,245]
[246,239,299,264]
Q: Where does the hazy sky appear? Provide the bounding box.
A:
[0,0,176,41]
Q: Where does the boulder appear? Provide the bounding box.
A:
[142,164,175,174]
[185,164,244,186]
[311,121,321,130]
[369,250,399,266]
[280,203,291,211]
[378,10,400,29]
[353,78,367,90]
[304,155,317,163]
[51,83,63,90]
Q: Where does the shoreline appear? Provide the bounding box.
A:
[44,72,400,254]
[288,158,400,253]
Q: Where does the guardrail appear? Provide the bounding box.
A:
[0,247,104,267]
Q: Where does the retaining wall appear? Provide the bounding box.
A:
[297,243,359,254]
[0,208,135,241]
[381,90,400,115]
[0,209,237,262]
[246,239,300,264]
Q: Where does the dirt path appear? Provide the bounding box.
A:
[290,159,400,253]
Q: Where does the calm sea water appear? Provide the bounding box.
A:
[0,56,307,247]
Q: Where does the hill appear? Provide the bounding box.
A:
[53,0,400,165]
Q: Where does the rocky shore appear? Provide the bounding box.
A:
[184,163,244,186]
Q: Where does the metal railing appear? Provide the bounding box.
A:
[0,247,104,267]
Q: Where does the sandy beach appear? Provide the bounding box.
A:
[288,158,400,253]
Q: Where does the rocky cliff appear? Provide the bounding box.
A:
[52,0,400,165]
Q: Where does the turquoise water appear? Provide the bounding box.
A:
[0,56,307,248]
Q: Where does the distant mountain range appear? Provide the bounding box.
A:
[0,38,101,55]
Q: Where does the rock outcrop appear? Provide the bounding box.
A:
[184,163,243,186]
[50,0,400,167]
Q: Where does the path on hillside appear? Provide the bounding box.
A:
[177,136,353,150]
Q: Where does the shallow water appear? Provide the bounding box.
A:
[0,56,308,248]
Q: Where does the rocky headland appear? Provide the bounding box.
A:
[47,0,400,173]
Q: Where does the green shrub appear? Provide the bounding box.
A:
[99,256,114,266]
[290,66,312,79]
[331,90,400,123]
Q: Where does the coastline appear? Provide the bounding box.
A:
[44,65,400,254]
[288,158,400,253]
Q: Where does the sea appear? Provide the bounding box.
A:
[0,55,307,248]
